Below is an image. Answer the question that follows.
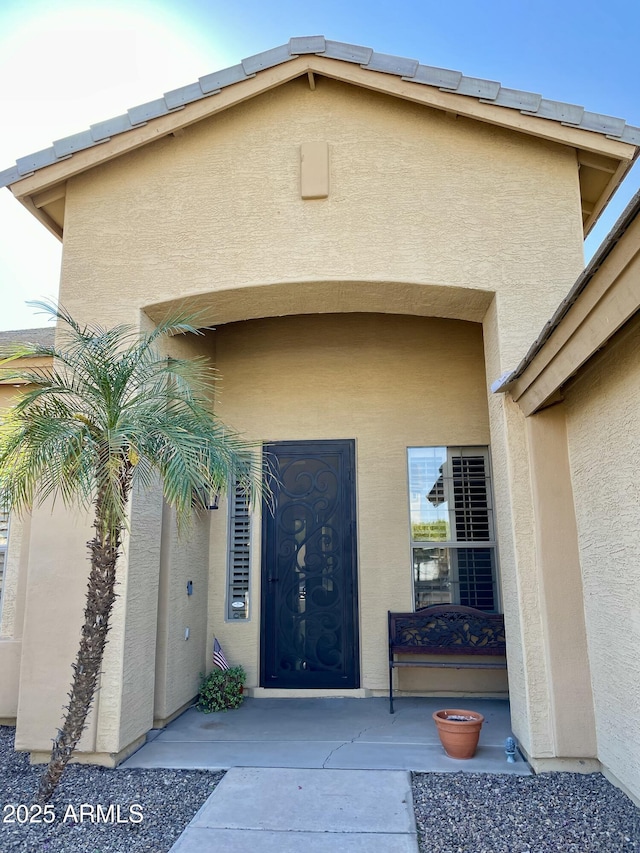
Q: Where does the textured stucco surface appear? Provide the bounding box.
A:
[482,303,538,749]
[481,300,559,759]
[564,318,640,795]
[0,384,34,718]
[0,385,29,643]
[0,384,22,412]
[10,340,212,755]
[57,76,584,351]
[0,514,29,719]
[154,505,210,724]
[526,405,596,759]
[13,482,164,757]
[151,328,214,725]
[15,499,98,753]
[491,394,555,757]
[0,641,21,719]
[10,73,589,758]
[109,484,164,753]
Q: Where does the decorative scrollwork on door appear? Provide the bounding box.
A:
[261,441,359,688]
[276,455,343,673]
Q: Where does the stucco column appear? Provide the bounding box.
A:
[525,403,598,764]
[484,301,596,768]
[15,500,99,756]
[484,301,556,761]
[485,361,599,768]
[15,486,164,766]
[94,484,164,761]
[0,515,31,721]
[153,504,210,727]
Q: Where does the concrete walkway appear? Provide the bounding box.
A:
[122,696,529,773]
[120,697,530,851]
[169,767,418,852]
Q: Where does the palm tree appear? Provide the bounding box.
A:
[0,303,260,803]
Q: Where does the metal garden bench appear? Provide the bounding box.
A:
[388,604,507,713]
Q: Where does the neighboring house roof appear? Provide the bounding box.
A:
[0,328,55,386]
[493,186,640,414]
[0,328,55,347]
[2,36,638,238]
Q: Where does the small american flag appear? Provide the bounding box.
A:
[212,637,229,671]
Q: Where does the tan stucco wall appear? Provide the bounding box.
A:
[525,405,596,759]
[15,499,99,753]
[208,313,493,693]
[482,303,540,745]
[0,384,22,411]
[12,74,588,757]
[153,505,210,725]
[0,380,22,641]
[11,338,211,757]
[483,301,563,761]
[151,324,216,725]
[0,640,21,721]
[9,325,213,752]
[58,75,583,344]
[0,381,39,719]
[564,317,640,794]
[0,513,30,720]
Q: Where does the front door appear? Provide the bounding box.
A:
[260,440,359,688]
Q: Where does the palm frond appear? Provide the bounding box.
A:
[0,304,264,535]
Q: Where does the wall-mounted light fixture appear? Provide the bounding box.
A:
[192,489,220,510]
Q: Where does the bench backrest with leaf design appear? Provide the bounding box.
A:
[388,604,507,713]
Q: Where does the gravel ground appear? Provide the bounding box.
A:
[0,726,222,852]
[4,724,640,852]
[413,771,640,853]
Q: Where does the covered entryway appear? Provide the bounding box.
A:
[260,440,359,688]
[208,312,495,699]
[121,697,524,773]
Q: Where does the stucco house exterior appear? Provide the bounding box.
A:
[494,187,640,802]
[1,37,640,802]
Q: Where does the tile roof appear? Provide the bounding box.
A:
[0,327,55,347]
[1,35,639,189]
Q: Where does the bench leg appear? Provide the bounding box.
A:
[389,665,394,714]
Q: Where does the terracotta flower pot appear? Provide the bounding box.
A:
[433,709,485,759]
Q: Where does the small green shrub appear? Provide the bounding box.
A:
[197,665,246,712]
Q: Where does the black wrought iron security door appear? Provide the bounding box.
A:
[261,440,359,688]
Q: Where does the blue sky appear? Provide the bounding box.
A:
[1,0,638,330]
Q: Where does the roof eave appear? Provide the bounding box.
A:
[4,52,638,239]
[496,187,640,413]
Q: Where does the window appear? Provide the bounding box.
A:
[226,476,251,620]
[408,446,498,612]
[0,510,9,622]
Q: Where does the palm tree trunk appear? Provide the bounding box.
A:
[37,518,121,804]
